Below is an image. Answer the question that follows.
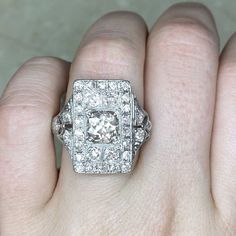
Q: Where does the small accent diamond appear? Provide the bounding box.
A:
[52,117,64,135]
[62,111,72,123]
[74,162,85,172]
[74,81,84,91]
[122,151,131,161]
[74,116,84,127]
[123,126,131,137]
[84,91,102,108]
[74,104,83,114]
[123,104,130,113]
[109,81,117,90]
[63,130,72,147]
[88,146,101,161]
[121,162,131,172]
[74,129,84,140]
[108,163,120,173]
[74,92,83,102]
[74,138,83,149]
[103,92,118,106]
[92,162,103,173]
[120,81,130,91]
[86,80,95,88]
[123,140,131,149]
[121,93,130,103]
[104,148,119,162]
[135,128,145,142]
[122,113,131,125]
[85,163,93,172]
[74,152,85,162]
[97,81,106,90]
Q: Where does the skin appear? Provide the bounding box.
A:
[0,2,236,235]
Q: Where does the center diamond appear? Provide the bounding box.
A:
[87,111,119,144]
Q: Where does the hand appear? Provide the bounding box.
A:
[1,3,236,235]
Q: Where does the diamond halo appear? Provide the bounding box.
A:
[52,79,151,174]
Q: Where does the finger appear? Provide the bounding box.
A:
[56,11,147,199]
[135,2,219,212]
[0,57,70,219]
[211,33,236,228]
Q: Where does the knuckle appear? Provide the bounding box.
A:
[168,2,211,15]
[101,10,144,21]
[1,85,53,112]
[1,57,66,111]
[79,34,139,65]
[22,56,66,79]
[24,56,64,67]
[149,18,217,59]
[72,35,140,79]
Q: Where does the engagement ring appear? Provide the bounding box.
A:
[52,80,151,174]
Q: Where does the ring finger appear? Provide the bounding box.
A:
[55,11,147,203]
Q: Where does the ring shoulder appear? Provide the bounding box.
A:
[133,97,152,154]
[52,98,73,153]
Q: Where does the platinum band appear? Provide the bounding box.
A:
[52,80,151,174]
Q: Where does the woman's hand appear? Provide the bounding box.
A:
[1,3,236,235]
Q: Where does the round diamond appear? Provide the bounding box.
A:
[109,81,117,90]
[85,163,93,172]
[73,162,85,172]
[62,111,72,124]
[74,104,83,114]
[74,116,84,127]
[103,92,118,106]
[87,111,119,144]
[135,128,145,142]
[120,81,130,91]
[122,114,131,124]
[74,92,83,102]
[121,93,130,103]
[74,153,85,161]
[74,129,84,140]
[123,104,130,113]
[123,126,131,137]
[122,151,131,161]
[136,113,145,124]
[86,81,95,88]
[84,91,102,108]
[123,140,131,149]
[63,130,72,146]
[90,96,101,107]
[104,148,119,162]
[97,81,106,90]
[108,163,120,173]
[92,163,103,173]
[52,117,64,135]
[74,138,83,149]
[88,147,101,161]
[121,162,131,172]
[74,82,84,92]
[136,108,145,124]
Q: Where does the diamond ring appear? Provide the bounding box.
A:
[52,80,151,174]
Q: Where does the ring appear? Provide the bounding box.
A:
[52,80,151,174]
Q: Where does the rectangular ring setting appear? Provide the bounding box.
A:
[71,80,133,174]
